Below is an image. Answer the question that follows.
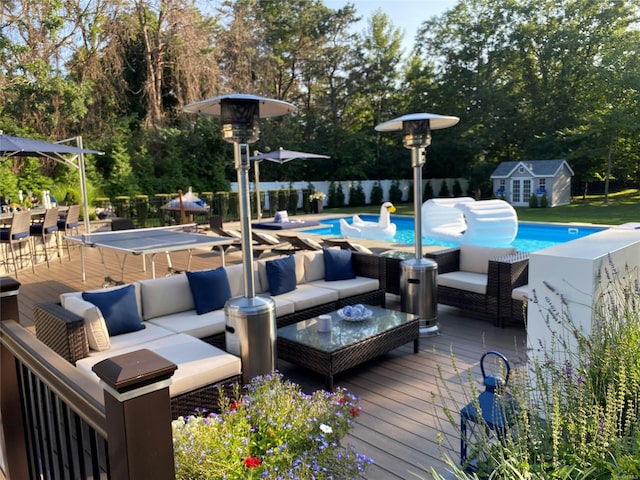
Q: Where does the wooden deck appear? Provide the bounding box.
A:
[4,233,528,479]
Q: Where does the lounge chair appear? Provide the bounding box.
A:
[276,234,324,251]
[322,237,374,254]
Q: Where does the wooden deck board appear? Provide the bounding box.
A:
[3,233,527,477]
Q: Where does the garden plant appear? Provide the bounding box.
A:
[172,372,374,479]
[430,258,640,479]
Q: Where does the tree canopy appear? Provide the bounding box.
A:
[1,0,638,202]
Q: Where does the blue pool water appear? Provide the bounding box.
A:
[306,216,607,252]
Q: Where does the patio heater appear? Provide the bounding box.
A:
[375,113,459,336]
[183,94,296,382]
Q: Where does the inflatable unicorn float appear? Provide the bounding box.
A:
[339,202,397,240]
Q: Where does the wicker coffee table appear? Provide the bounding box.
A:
[277,305,420,390]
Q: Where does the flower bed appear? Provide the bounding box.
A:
[172,372,374,479]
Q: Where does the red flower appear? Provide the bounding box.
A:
[350,406,361,417]
[339,397,348,404]
[229,400,239,411]
[244,457,261,468]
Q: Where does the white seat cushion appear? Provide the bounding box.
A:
[308,277,379,299]
[99,322,176,354]
[277,284,339,311]
[147,309,227,339]
[438,271,488,295]
[257,293,295,317]
[225,263,246,297]
[138,274,194,320]
[512,285,529,302]
[75,334,241,397]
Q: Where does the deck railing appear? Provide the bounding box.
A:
[1,319,177,480]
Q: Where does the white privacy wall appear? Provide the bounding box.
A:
[527,228,640,366]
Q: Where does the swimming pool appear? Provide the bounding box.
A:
[305,216,607,252]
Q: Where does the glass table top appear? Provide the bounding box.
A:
[277,305,417,353]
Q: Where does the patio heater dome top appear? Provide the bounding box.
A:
[183,93,297,118]
[375,112,460,132]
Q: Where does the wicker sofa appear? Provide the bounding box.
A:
[423,244,529,326]
[33,249,385,416]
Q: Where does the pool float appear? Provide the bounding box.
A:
[340,202,397,240]
[421,197,517,246]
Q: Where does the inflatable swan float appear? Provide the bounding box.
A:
[340,202,397,240]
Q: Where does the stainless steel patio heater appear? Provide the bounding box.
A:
[375,113,459,336]
[183,94,296,382]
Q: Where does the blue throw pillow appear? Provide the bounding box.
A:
[323,247,355,281]
[82,284,145,337]
[266,255,297,296]
[186,268,232,315]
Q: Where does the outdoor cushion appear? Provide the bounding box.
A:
[323,247,355,281]
[98,322,175,354]
[76,334,241,397]
[256,293,295,317]
[224,263,245,297]
[82,284,145,336]
[512,284,529,302]
[438,271,489,295]
[61,283,143,319]
[146,308,227,339]
[63,296,110,351]
[186,268,232,315]
[256,254,305,291]
[302,250,325,282]
[277,283,339,312]
[265,255,297,295]
[308,277,379,299]
[138,274,195,320]
[459,245,516,275]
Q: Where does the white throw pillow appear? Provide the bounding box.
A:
[459,244,516,274]
[63,296,111,351]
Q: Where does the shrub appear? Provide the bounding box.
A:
[529,193,538,207]
[370,181,383,205]
[423,180,434,201]
[335,183,345,207]
[540,194,549,207]
[389,180,403,204]
[452,179,463,197]
[429,261,640,479]
[438,180,450,198]
[172,373,374,479]
[348,182,366,207]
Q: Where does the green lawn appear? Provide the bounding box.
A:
[325,189,640,226]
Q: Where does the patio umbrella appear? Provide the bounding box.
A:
[249,147,330,220]
[0,132,104,232]
[161,187,209,223]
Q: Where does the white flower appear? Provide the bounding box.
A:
[320,423,333,434]
[309,191,326,201]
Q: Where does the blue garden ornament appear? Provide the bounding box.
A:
[459,351,514,473]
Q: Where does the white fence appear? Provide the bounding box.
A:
[229,178,468,209]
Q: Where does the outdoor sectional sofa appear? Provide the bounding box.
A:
[32,249,385,417]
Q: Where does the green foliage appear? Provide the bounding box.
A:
[388,180,402,204]
[452,178,463,197]
[0,160,19,202]
[540,194,549,208]
[529,193,538,208]
[432,262,640,479]
[423,180,434,201]
[437,180,450,198]
[172,373,373,479]
[370,181,383,205]
[348,182,366,207]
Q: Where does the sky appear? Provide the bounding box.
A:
[324,0,459,52]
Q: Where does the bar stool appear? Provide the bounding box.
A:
[0,211,36,278]
[57,204,80,260]
[30,207,62,267]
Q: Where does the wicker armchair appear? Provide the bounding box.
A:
[425,245,528,326]
[490,251,529,327]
